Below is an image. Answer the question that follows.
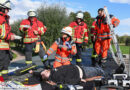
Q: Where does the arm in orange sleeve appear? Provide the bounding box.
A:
[47,41,58,56]
[71,43,77,55]
[111,17,120,28]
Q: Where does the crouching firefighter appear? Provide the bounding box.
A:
[69,12,89,66]
[0,0,16,80]
[19,9,47,66]
[43,26,77,68]
[94,8,120,66]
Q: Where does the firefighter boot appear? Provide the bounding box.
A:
[100,57,107,68]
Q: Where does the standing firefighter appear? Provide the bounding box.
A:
[19,9,47,65]
[0,0,15,80]
[94,8,120,65]
[69,12,89,66]
[43,26,77,68]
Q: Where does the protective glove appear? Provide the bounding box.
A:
[43,54,48,61]
[42,54,51,69]
[65,41,72,50]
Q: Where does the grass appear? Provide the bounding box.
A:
[112,44,130,54]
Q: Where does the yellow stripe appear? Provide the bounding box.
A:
[92,54,98,58]
[25,61,32,64]
[84,37,88,40]
[76,59,82,62]
[20,65,37,73]
[0,42,9,49]
[0,24,6,39]
[91,26,95,28]
[0,72,2,76]
[23,38,39,43]
[84,29,88,32]
[2,70,8,74]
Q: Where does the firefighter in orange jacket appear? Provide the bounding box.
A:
[94,8,120,65]
[43,26,77,68]
[0,0,16,80]
[69,12,89,66]
[19,9,47,65]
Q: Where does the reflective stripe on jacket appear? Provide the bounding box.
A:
[0,12,13,50]
[19,17,47,43]
[47,38,77,63]
[69,21,88,44]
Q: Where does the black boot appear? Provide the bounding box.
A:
[76,62,82,66]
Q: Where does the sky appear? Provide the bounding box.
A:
[9,0,130,36]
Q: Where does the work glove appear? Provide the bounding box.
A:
[43,54,48,61]
[43,54,51,69]
[65,42,72,50]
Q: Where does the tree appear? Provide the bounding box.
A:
[125,37,130,46]
[37,4,72,47]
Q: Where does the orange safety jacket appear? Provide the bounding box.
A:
[0,12,14,50]
[69,21,88,44]
[95,15,120,40]
[19,17,47,43]
[47,38,77,63]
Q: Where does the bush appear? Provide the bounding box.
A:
[37,4,72,47]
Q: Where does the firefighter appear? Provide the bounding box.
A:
[43,26,77,68]
[94,8,120,66]
[0,0,16,80]
[19,9,47,65]
[90,19,98,66]
[69,12,89,66]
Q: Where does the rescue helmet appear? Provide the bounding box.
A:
[61,26,72,37]
[0,0,12,9]
[76,12,84,19]
[27,9,37,17]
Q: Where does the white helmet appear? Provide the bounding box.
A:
[61,26,72,37]
[0,0,11,9]
[27,9,37,17]
[76,13,84,19]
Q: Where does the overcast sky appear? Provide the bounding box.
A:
[9,0,130,36]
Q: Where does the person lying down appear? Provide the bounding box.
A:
[29,64,105,86]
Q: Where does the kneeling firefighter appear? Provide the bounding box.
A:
[19,9,47,66]
[43,26,77,68]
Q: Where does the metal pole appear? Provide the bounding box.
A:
[128,46,130,77]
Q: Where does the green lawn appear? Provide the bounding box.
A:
[112,45,130,54]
